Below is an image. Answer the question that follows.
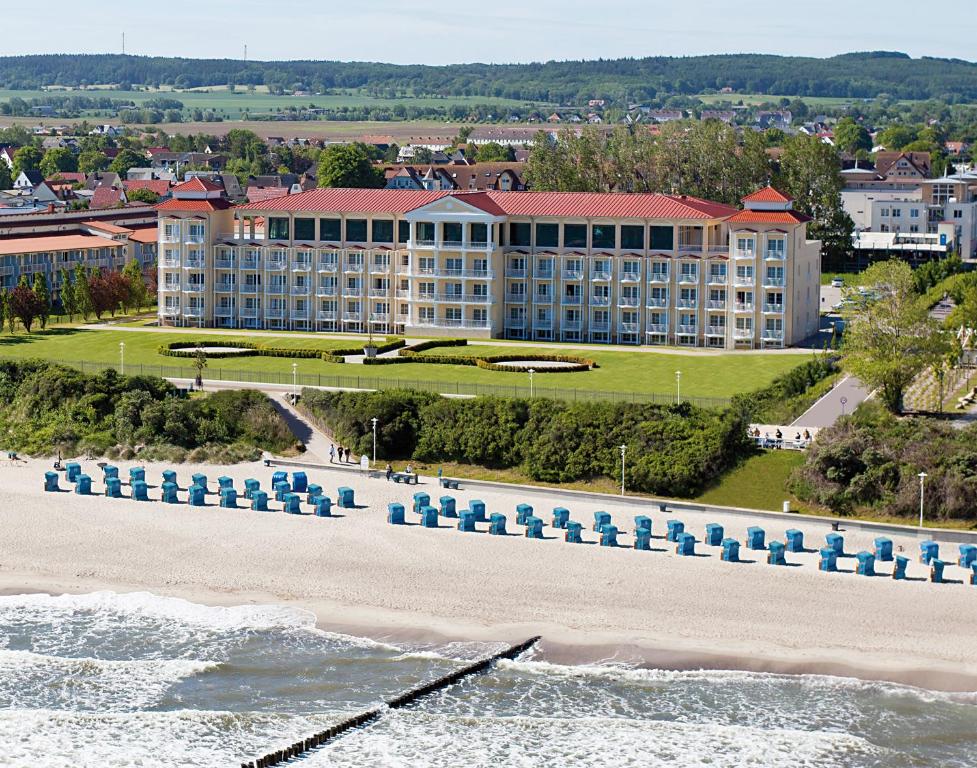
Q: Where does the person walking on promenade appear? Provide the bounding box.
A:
[385,463,393,481]
[329,444,335,464]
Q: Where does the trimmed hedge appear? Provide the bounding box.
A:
[476,354,595,373]
[399,338,469,357]
[158,338,405,365]
[363,338,595,372]
[159,341,259,359]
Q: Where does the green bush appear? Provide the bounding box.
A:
[731,353,837,424]
[300,387,750,497]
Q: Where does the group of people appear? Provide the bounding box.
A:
[749,426,812,448]
[329,444,354,464]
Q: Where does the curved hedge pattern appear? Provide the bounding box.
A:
[362,339,594,372]
[158,338,405,365]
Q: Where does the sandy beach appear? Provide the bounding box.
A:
[2,456,976,692]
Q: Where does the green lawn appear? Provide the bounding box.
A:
[696,451,808,511]
[0,328,808,399]
[819,271,863,286]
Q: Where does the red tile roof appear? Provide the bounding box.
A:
[46,172,86,184]
[173,177,222,193]
[0,234,121,256]
[726,210,811,225]
[85,221,132,235]
[246,186,291,203]
[127,227,158,244]
[123,180,171,196]
[237,188,736,220]
[91,186,125,210]
[156,198,233,212]
[741,187,793,203]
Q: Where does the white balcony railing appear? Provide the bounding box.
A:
[646,297,667,308]
[507,268,527,278]
[182,284,205,293]
[214,283,236,294]
[316,287,337,297]
[764,277,786,287]
[562,270,583,280]
[317,310,337,321]
[706,325,726,336]
[264,260,286,271]
[707,300,726,310]
[561,295,582,305]
[291,286,311,296]
[676,299,697,309]
[291,260,312,272]
[763,303,785,314]
[733,328,755,339]
[240,258,260,270]
[646,323,668,334]
[734,302,755,312]
[535,294,553,304]
[619,321,639,333]
[590,296,611,306]
[648,273,669,283]
[708,274,727,285]
[239,285,259,294]
[677,324,698,335]
[764,250,786,261]
[734,249,756,260]
[618,297,640,308]
[677,274,698,284]
[734,277,755,287]
[763,330,785,341]
[317,261,338,272]
[591,271,611,281]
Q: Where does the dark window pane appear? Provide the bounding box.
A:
[443,222,463,243]
[650,225,674,250]
[509,222,531,246]
[398,220,410,244]
[319,219,341,241]
[470,222,487,243]
[535,223,558,248]
[346,219,367,242]
[591,224,616,249]
[564,224,587,248]
[372,219,393,243]
[294,218,315,241]
[621,225,645,250]
[268,217,289,240]
[417,222,435,242]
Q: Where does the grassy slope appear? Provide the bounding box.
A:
[695,451,807,512]
[0,328,807,398]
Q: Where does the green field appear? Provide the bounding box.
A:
[0,328,808,399]
[820,271,863,286]
[0,86,551,119]
[695,450,808,511]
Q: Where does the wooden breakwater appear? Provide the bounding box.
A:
[240,635,541,767]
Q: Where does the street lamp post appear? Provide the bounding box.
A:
[918,471,927,529]
[119,341,125,375]
[371,417,378,467]
[619,444,626,496]
[528,368,535,398]
[291,363,297,400]
[675,370,681,405]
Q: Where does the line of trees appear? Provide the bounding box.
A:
[0,261,152,333]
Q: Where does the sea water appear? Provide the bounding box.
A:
[0,591,975,767]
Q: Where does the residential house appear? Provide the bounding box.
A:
[91,184,127,209]
[13,170,45,190]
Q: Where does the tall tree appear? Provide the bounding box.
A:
[12,145,42,177]
[59,267,76,322]
[74,263,93,320]
[109,148,146,176]
[8,285,44,332]
[316,143,384,189]
[841,260,949,413]
[122,260,148,310]
[32,272,51,330]
[777,134,854,263]
[833,118,872,155]
[39,147,78,178]
[0,290,8,333]
[78,150,110,175]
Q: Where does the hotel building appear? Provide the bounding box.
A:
[156,180,821,349]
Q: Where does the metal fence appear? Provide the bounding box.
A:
[58,360,732,409]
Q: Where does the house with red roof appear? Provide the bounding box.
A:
[91,185,127,210]
[156,185,819,348]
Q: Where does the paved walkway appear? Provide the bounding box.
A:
[790,374,871,428]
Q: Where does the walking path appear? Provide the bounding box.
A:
[790,374,870,428]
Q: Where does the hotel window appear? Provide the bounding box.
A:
[650,262,668,280]
[371,219,393,243]
[320,219,341,241]
[443,222,463,244]
[187,223,205,241]
[472,308,487,324]
[444,307,462,322]
[164,223,179,240]
[470,222,488,244]
[419,306,435,322]
[650,225,673,251]
[416,222,435,242]
[735,236,755,255]
[891,209,902,218]
[880,208,890,217]
[621,225,644,250]
[509,222,531,246]
[953,210,963,219]
[591,224,616,249]
[419,282,435,297]
[680,263,698,281]
[766,238,785,257]
[735,265,754,282]
[910,209,920,219]
[621,261,640,279]
[397,220,410,244]
[563,224,587,249]
[294,218,315,241]
[268,218,289,240]
[535,223,558,248]
[346,219,368,242]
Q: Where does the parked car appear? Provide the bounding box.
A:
[830,276,845,288]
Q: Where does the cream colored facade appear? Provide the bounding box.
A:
[157,188,821,349]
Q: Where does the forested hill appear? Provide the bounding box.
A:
[2,51,976,102]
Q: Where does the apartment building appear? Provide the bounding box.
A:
[156,183,821,349]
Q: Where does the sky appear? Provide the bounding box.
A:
[7,0,976,65]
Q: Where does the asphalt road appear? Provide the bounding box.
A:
[791,374,870,428]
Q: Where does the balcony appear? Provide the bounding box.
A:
[214,257,235,270]
[214,283,236,294]
[590,270,611,281]
[618,297,640,308]
[676,299,698,309]
[342,287,363,297]
[160,305,180,316]
[160,257,180,268]
[764,250,786,261]
[677,274,698,284]
[413,239,437,248]
[677,244,703,255]
[507,267,527,278]
[182,259,205,270]
[534,294,553,304]
[505,293,528,303]
[395,289,410,299]
[590,322,610,332]
[317,260,338,273]
[265,308,285,320]
[648,273,669,284]
[646,323,668,334]
[370,313,390,323]
[705,325,726,336]
[369,262,391,274]
[342,312,362,322]
[763,303,785,314]
[413,265,437,276]
[763,330,785,341]
[708,273,727,285]
[182,307,204,318]
[733,328,755,339]
[561,295,582,306]
[619,321,639,333]
[240,258,260,270]
[646,297,668,308]
[266,285,286,295]
[343,263,364,274]
[705,245,729,256]
[562,270,583,280]
[264,260,286,271]
[291,286,311,296]
[291,260,312,272]
[239,285,259,294]
[590,296,610,307]
[734,249,756,260]
[620,271,641,283]
[533,269,554,280]
[182,284,205,293]
[734,302,755,312]
[291,309,310,320]
[562,320,582,331]
[414,319,492,330]
[506,318,526,329]
[316,286,337,297]
[161,283,181,293]
[368,287,390,298]
[414,293,435,303]
[733,276,755,287]
[240,307,259,318]
[707,300,726,310]
[764,276,786,288]
[677,324,698,335]
[317,310,337,321]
